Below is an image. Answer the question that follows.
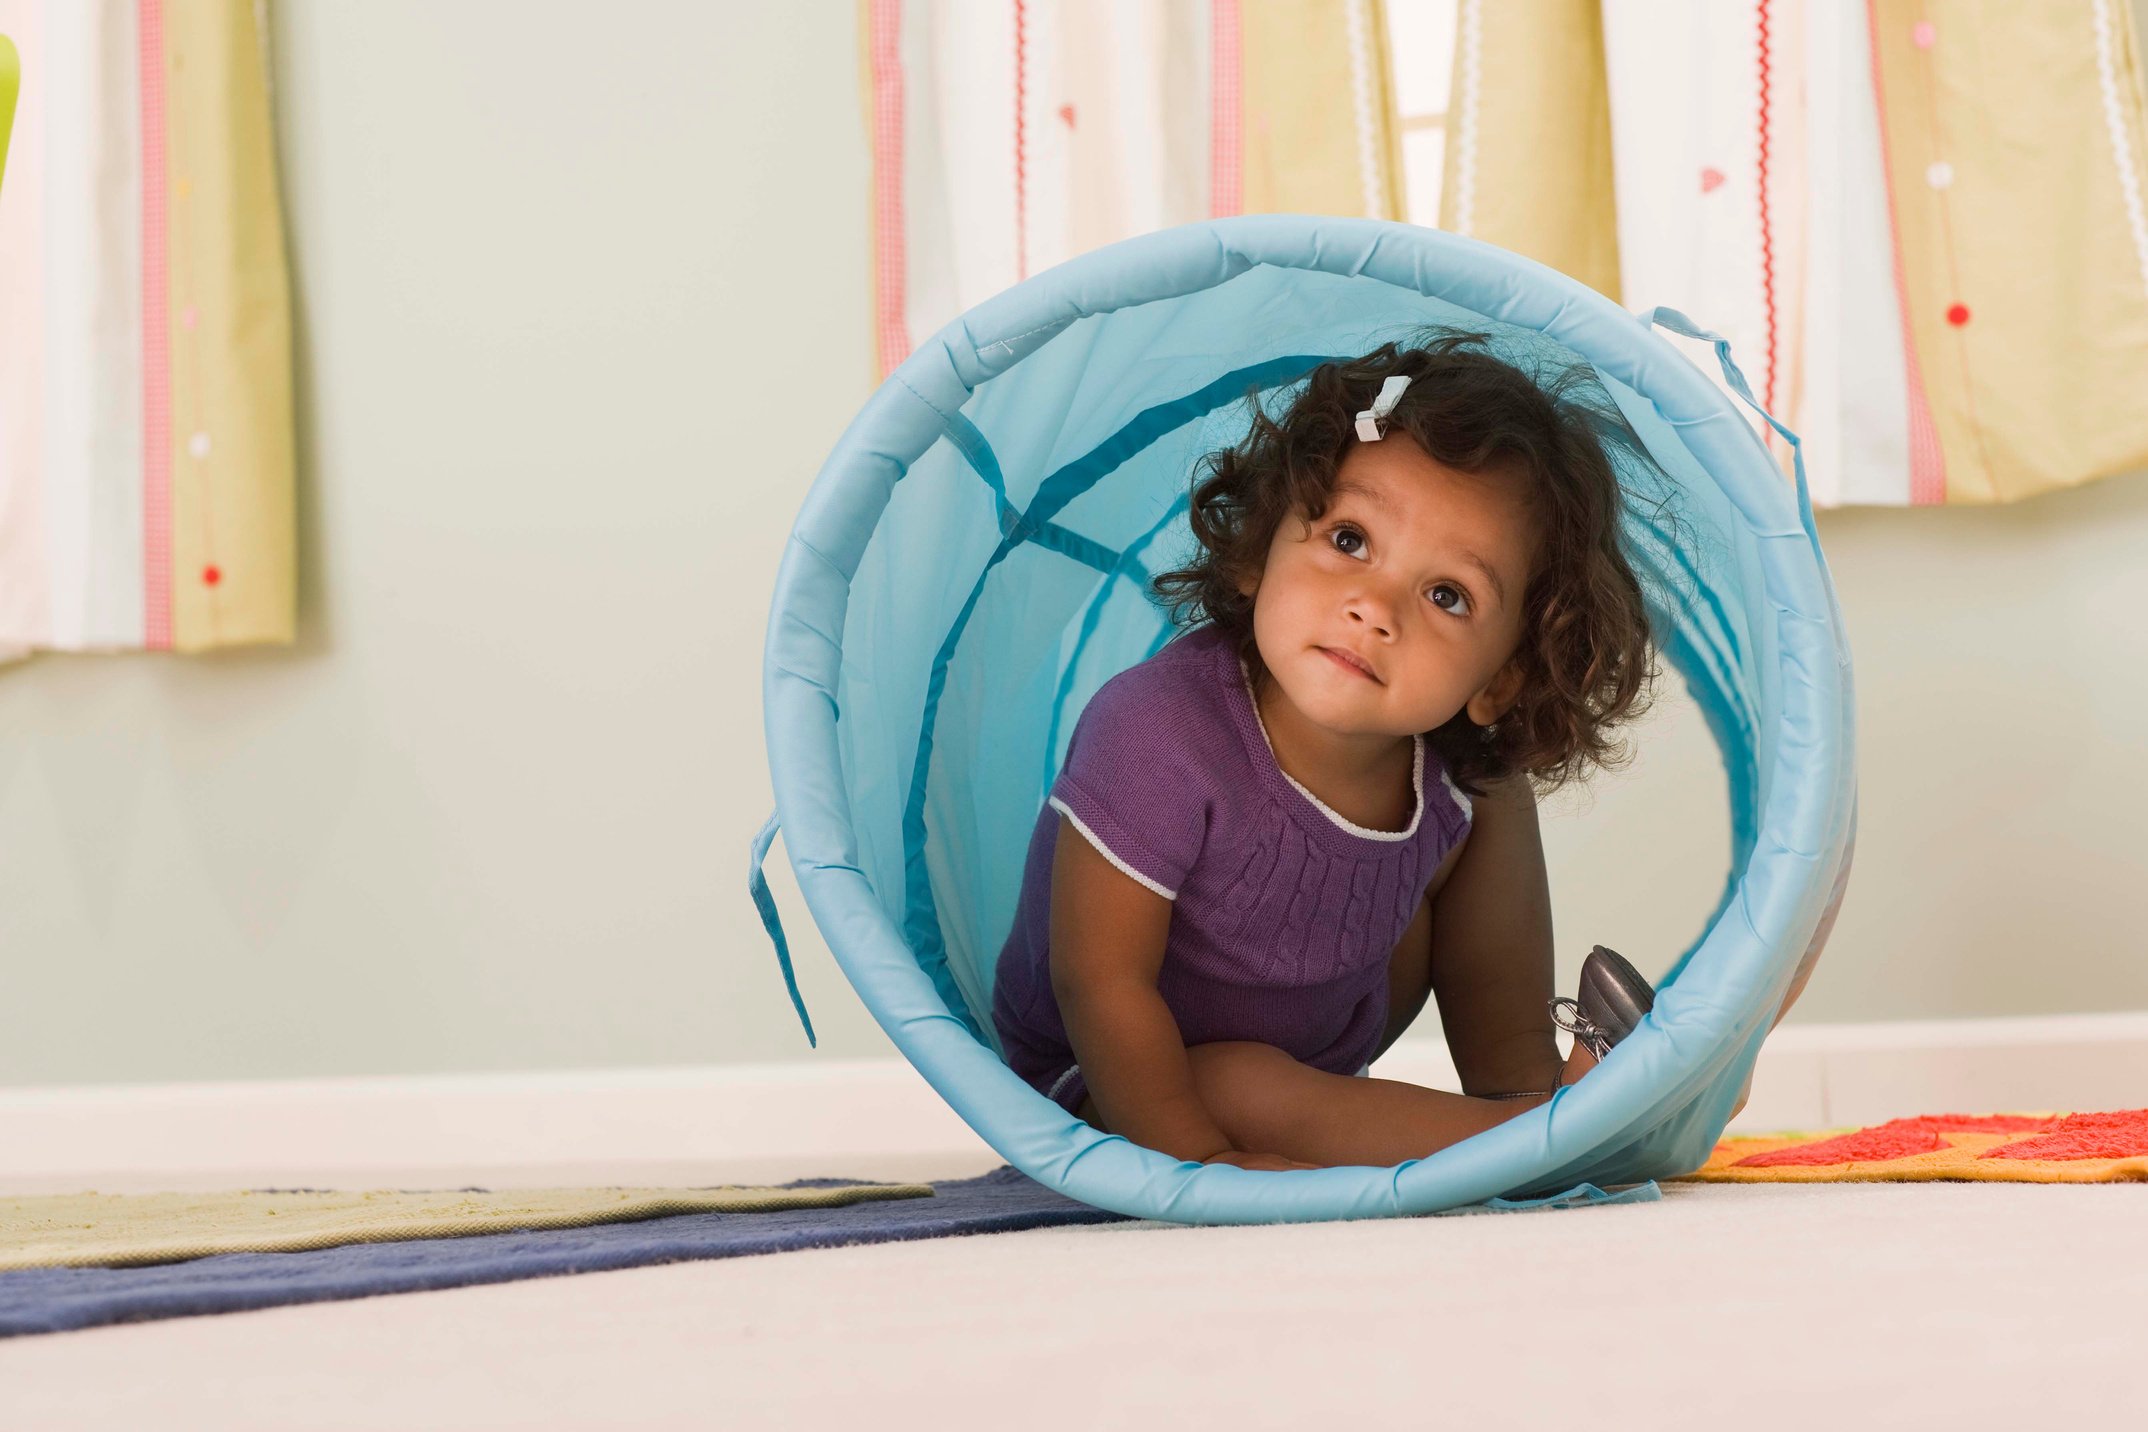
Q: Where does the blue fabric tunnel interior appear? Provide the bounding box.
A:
[751,216,1857,1224]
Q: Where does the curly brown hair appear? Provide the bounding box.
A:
[1149,330,1664,796]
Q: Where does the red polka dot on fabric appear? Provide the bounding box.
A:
[1911,20,1936,49]
[202,565,222,586]
[1946,303,1971,325]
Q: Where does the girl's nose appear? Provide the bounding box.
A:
[1346,604,1393,639]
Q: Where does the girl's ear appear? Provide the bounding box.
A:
[1465,660,1526,727]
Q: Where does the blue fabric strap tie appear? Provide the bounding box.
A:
[749,811,816,1047]
[1638,306,1820,554]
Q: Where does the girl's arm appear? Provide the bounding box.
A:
[1423,775,1564,1096]
[1372,842,1457,1062]
[1047,815,1238,1164]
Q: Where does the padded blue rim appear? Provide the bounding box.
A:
[763,215,1855,1223]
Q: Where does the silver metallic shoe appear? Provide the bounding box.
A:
[1549,944,1657,1060]
[1479,946,1659,1101]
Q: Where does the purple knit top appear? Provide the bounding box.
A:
[989,622,1475,1115]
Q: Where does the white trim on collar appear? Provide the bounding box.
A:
[1239,656,1423,842]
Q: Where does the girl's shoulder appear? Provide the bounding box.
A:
[1080,625,1235,730]
[1049,629,1240,900]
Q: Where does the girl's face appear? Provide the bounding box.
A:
[1245,433,1537,746]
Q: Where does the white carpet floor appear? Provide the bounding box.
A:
[3,1152,2141,1430]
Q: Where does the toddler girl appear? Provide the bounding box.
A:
[990,331,1661,1171]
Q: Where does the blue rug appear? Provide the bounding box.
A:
[0,1167,1656,1338]
[0,1168,1108,1338]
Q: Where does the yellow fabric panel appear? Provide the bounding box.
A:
[1241,0,1400,220]
[163,0,295,650]
[1,1182,935,1271]
[1870,0,2148,506]
[1,32,18,202]
[1367,0,1404,220]
[1438,0,1620,303]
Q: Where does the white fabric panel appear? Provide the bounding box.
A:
[894,1,1215,363]
[1803,0,1912,507]
[1016,0,1067,278]
[1605,0,1921,507]
[1604,0,1771,445]
[1797,0,1846,508]
[1108,0,1171,239]
[38,0,146,649]
[0,0,52,651]
[907,1,1018,342]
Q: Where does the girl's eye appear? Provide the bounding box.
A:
[1330,526,1473,617]
[1429,583,1473,618]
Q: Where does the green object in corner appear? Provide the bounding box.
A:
[0,34,19,207]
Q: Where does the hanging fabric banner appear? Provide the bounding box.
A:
[1448,0,2148,508]
[861,0,1402,381]
[1438,0,1622,304]
[1858,0,2148,505]
[0,0,296,662]
[0,32,18,199]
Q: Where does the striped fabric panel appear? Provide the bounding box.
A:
[0,32,17,191]
[1449,0,1481,237]
[1013,0,1029,278]
[1862,1,2148,505]
[1755,0,1780,416]
[2095,0,2148,300]
[867,0,908,380]
[138,0,172,644]
[1013,0,1067,281]
[0,0,167,651]
[35,4,147,645]
[0,0,56,649]
[1435,0,1621,300]
[162,0,296,648]
[1603,1,1782,483]
[0,0,292,657]
[1208,0,1240,217]
[867,1,1236,375]
[1342,0,1385,219]
[1799,0,1914,508]
[860,1,1394,379]
[1860,0,1945,506]
[1599,0,1965,506]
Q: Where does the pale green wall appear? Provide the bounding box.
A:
[2,1,2145,1087]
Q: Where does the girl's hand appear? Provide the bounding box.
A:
[1202,1149,1321,1172]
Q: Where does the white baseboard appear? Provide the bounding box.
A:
[3,1013,2143,1189]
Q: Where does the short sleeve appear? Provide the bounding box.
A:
[1046,673,1212,901]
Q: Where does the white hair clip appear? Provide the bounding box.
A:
[1354,374,1413,442]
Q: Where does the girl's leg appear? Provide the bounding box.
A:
[1178,1038,1600,1169]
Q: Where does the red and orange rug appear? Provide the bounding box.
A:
[1678,1108,2148,1183]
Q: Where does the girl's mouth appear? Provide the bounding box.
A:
[1319,647,1378,682]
